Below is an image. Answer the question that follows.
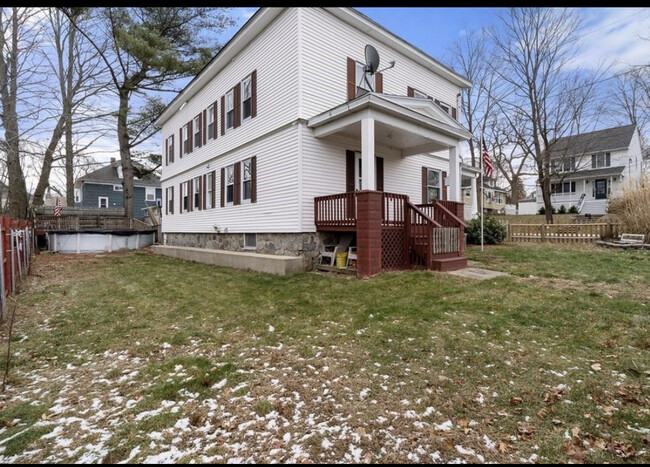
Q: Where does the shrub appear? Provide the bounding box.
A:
[538,206,545,215]
[558,204,567,214]
[568,205,579,214]
[466,216,507,245]
[608,177,650,239]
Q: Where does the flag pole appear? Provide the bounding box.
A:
[481,138,485,251]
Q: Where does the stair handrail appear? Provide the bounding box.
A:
[433,201,467,228]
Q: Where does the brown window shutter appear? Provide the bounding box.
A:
[187,179,194,212]
[196,113,202,149]
[422,167,428,203]
[202,109,207,144]
[407,86,415,97]
[170,134,174,163]
[220,167,225,207]
[251,69,257,118]
[233,161,241,205]
[346,150,355,192]
[434,98,441,107]
[251,156,257,203]
[188,120,193,153]
[347,57,356,101]
[165,188,168,215]
[234,83,241,128]
[442,171,448,200]
[451,107,457,120]
[211,170,216,208]
[179,128,183,158]
[376,156,384,191]
[375,72,383,94]
[198,176,203,210]
[212,101,218,139]
[220,95,225,136]
[165,137,168,166]
[202,174,207,209]
[180,183,183,213]
[170,186,174,214]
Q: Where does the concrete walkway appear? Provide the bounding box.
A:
[447,261,509,280]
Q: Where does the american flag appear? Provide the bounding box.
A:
[54,197,63,217]
[482,138,494,178]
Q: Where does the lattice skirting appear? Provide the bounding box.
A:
[381,229,406,270]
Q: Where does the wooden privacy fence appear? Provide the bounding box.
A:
[0,216,34,320]
[507,223,620,243]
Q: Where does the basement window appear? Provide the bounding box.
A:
[244,233,257,249]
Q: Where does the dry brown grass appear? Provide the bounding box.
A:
[608,175,650,239]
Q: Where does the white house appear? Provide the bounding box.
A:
[154,7,474,277]
[536,124,643,215]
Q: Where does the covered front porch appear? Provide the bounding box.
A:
[307,93,472,278]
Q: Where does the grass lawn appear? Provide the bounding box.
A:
[0,244,648,463]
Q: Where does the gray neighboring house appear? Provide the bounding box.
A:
[74,158,162,219]
[536,124,643,215]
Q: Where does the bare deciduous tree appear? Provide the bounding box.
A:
[489,8,602,223]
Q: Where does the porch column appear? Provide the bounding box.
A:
[361,116,376,190]
[448,146,461,202]
[470,175,478,217]
[356,190,382,279]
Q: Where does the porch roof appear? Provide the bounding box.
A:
[550,166,625,182]
[307,93,472,157]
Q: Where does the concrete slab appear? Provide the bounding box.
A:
[151,245,304,275]
[447,267,508,280]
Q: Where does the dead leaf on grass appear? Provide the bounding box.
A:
[609,441,636,458]
[591,363,602,371]
[571,426,581,440]
[509,396,523,405]
[497,441,511,454]
[517,422,535,438]
[537,408,547,420]
[602,405,615,416]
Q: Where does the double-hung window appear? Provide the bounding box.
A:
[591,152,611,168]
[166,187,173,214]
[427,169,441,202]
[206,173,213,209]
[193,177,200,209]
[207,106,216,139]
[242,159,252,202]
[167,135,174,163]
[355,62,372,96]
[413,89,428,99]
[242,75,252,120]
[183,123,190,154]
[226,165,234,204]
[182,182,189,212]
[226,90,234,130]
[193,116,200,148]
[146,187,155,202]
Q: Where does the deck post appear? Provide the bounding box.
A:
[356,190,382,279]
[361,116,376,190]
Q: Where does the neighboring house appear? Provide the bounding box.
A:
[516,195,538,215]
[74,158,162,219]
[155,7,475,276]
[460,163,480,220]
[536,124,643,215]
[476,176,507,214]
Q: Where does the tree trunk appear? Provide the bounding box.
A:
[32,116,66,206]
[65,18,75,207]
[1,9,29,219]
[117,88,135,219]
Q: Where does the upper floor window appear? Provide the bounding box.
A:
[183,123,190,154]
[207,105,216,140]
[242,75,252,120]
[167,135,174,163]
[146,187,156,202]
[226,90,234,130]
[592,152,610,169]
[413,88,428,99]
[355,62,372,96]
[166,187,173,214]
[438,102,450,115]
[242,158,252,202]
[226,165,234,204]
[426,169,441,202]
[113,184,123,192]
[193,116,201,148]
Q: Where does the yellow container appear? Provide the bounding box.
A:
[336,252,348,268]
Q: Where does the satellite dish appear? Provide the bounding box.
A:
[364,45,380,74]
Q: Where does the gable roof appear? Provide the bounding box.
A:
[549,124,637,158]
[76,161,161,188]
[154,7,471,128]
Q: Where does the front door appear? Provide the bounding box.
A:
[594,179,607,200]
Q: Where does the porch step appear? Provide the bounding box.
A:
[433,256,467,272]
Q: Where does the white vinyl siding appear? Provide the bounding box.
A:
[299,8,461,119]
[161,126,299,234]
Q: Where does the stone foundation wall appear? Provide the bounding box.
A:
[164,232,338,271]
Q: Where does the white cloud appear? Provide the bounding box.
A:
[570,8,650,72]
